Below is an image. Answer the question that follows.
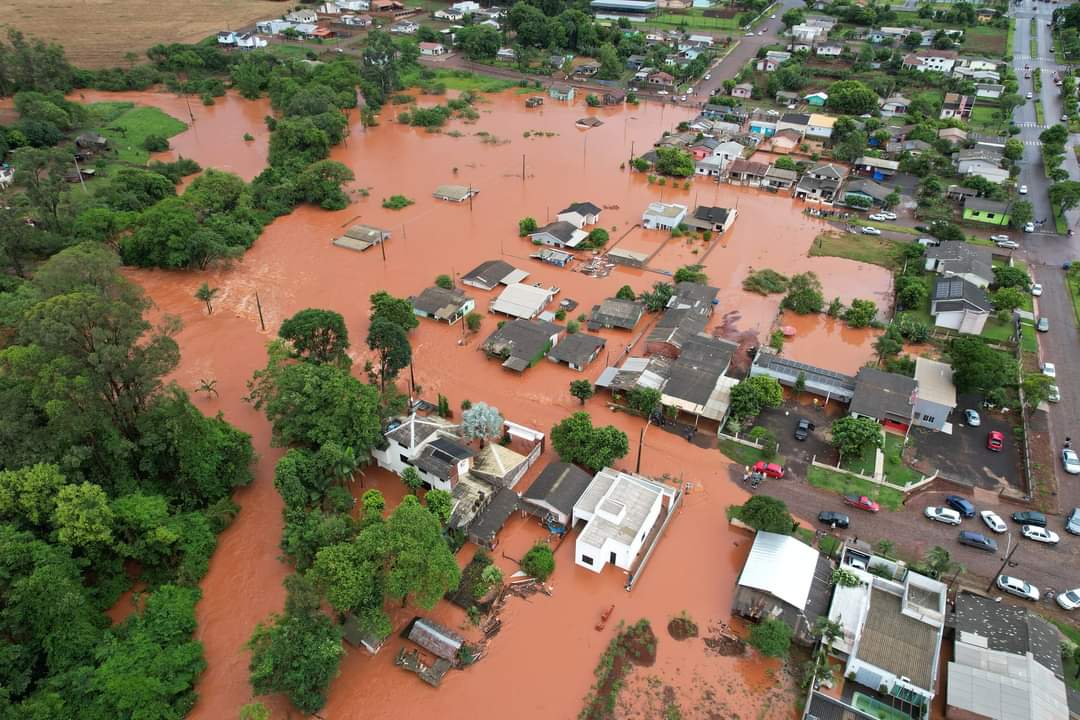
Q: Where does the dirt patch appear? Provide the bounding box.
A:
[703,621,746,657]
[581,619,658,720]
[1,0,272,68]
[667,613,699,641]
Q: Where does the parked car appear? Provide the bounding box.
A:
[945,495,976,518]
[925,506,962,525]
[980,510,1007,533]
[996,574,1040,601]
[1019,184,1028,194]
[744,31,755,36]
[878,211,897,220]
[1057,588,1080,610]
[794,418,813,441]
[1031,283,1043,296]
[1037,317,1050,332]
[989,234,1010,243]
[987,430,1004,451]
[1025,222,1036,232]
[964,409,981,426]
[995,238,1020,249]
[1011,510,1047,527]
[916,237,940,247]
[844,495,880,512]
[1066,507,1080,535]
[1041,361,1056,377]
[868,213,888,221]
[1048,385,1060,403]
[1063,447,1080,474]
[704,73,711,80]
[1026,91,1034,99]
[861,226,882,235]
[752,461,784,479]
[1021,525,1060,544]
[958,530,998,552]
[818,511,849,529]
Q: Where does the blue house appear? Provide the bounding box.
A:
[549,83,575,101]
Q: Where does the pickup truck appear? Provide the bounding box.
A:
[844,495,881,513]
[794,418,813,441]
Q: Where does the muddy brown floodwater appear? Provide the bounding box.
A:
[82,87,896,719]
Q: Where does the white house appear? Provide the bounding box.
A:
[0,166,13,189]
[451,0,481,12]
[902,50,957,74]
[974,83,1004,99]
[390,20,419,33]
[419,42,447,56]
[791,24,825,44]
[285,8,318,23]
[496,47,516,61]
[217,31,238,45]
[490,283,555,319]
[557,201,602,227]
[236,33,268,49]
[913,357,956,432]
[336,0,371,10]
[434,8,465,20]
[318,2,342,14]
[572,467,668,573]
[372,414,474,492]
[931,277,991,335]
[530,220,587,248]
[642,202,687,230]
[816,44,843,57]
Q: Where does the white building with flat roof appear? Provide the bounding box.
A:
[642,202,687,230]
[572,467,666,573]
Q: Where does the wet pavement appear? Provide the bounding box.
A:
[79,87,903,719]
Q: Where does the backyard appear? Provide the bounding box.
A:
[968,103,1007,134]
[963,25,1008,57]
[840,434,921,487]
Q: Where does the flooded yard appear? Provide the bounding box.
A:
[100,87,889,718]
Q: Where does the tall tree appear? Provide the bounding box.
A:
[461,402,504,445]
[366,317,411,389]
[194,282,219,315]
[278,308,351,366]
[369,290,419,331]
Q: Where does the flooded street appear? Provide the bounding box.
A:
[107,88,891,718]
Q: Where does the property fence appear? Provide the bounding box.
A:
[625,486,683,592]
[810,456,937,494]
[716,430,764,450]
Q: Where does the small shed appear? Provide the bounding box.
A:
[433,184,478,202]
[407,617,464,661]
[75,132,110,151]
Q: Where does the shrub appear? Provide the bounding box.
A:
[382,195,414,210]
[749,618,792,658]
[521,542,555,580]
[142,134,169,152]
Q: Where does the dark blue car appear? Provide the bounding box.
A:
[945,495,976,518]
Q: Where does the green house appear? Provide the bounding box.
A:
[804,92,828,107]
[961,198,1010,226]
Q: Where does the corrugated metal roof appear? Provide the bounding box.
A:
[737,531,819,610]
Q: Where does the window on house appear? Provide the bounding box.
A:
[581,555,593,566]
[923,414,935,423]
[986,213,995,219]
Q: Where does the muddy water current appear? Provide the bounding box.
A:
[70,88,897,719]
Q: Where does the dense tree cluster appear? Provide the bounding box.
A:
[0,243,254,718]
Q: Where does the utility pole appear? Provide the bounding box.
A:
[522,153,525,182]
[986,534,1018,592]
[73,156,88,194]
[629,140,635,168]
[255,290,266,331]
[635,417,652,473]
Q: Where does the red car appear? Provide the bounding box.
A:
[987,430,1004,452]
[844,495,881,513]
[752,461,784,479]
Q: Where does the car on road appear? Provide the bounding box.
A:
[925,506,962,525]
[980,510,1007,533]
[958,530,998,552]
[1019,184,1028,194]
[989,234,1010,243]
[995,238,1020,249]
[1031,283,1043,296]
[1057,588,1080,610]
[1012,510,1048,527]
[744,31,755,36]
[997,574,1040,601]
[704,74,711,80]
[794,418,813,441]
[752,461,784,479]
[1066,508,1080,535]
[945,495,976,518]
[1037,317,1050,332]
[769,13,776,17]
[1025,222,1036,232]
[868,213,888,221]
[1041,362,1056,377]
[964,409,981,426]
[1021,525,1060,544]
[879,211,897,220]
[1063,447,1080,474]
[861,226,882,235]
[1064,114,1070,122]
[1026,91,1034,99]
[758,29,765,35]
[1049,385,1061,403]
[987,430,1004,451]
[844,495,880,512]
[657,90,669,95]
[818,511,849,528]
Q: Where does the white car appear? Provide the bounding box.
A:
[997,574,1040,601]
[965,409,981,426]
[861,226,882,235]
[1026,91,1034,99]
[924,506,962,525]
[704,74,711,80]
[989,234,1010,242]
[770,13,776,18]
[744,31,755,37]
[1042,362,1056,378]
[1022,525,1060,544]
[1048,384,1061,403]
[657,90,669,95]
[1019,184,1028,194]
[980,510,1007,533]
[1024,222,1036,232]
[1057,588,1080,610]
[868,213,888,221]
[878,211,897,220]
[758,29,765,35]
[995,238,1020,249]
[1063,448,1080,474]
[1031,283,1043,296]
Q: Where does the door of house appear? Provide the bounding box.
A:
[609,552,617,566]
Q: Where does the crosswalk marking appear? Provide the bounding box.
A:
[1015,122,1048,128]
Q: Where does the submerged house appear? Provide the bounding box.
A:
[372,414,473,492]
[411,286,475,325]
[490,283,555,319]
[645,282,717,358]
[481,318,562,372]
[520,461,593,527]
[589,298,645,331]
[547,332,606,371]
[572,467,672,574]
[461,259,528,291]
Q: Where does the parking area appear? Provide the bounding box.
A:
[908,394,1024,493]
[753,394,845,473]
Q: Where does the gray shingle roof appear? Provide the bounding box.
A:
[953,591,1063,675]
[925,241,993,283]
[964,197,1011,214]
[548,333,605,367]
[521,461,593,517]
[412,286,471,318]
[646,282,717,349]
[532,220,579,244]
[849,367,916,422]
[663,334,737,405]
[561,201,601,216]
[589,298,645,330]
[933,276,991,311]
[462,259,516,289]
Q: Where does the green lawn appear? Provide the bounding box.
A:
[1006,20,1014,56]
[963,25,1007,57]
[88,103,187,166]
[981,317,1015,343]
[651,10,739,30]
[718,438,767,466]
[1020,322,1038,353]
[1053,204,1068,235]
[882,434,921,487]
[400,67,517,93]
[841,442,876,477]
[1035,99,1045,126]
[806,466,905,511]
[969,103,1006,133]
[808,231,907,270]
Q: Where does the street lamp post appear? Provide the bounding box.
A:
[986,532,1019,593]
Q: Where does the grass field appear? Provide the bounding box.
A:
[969,103,1007,133]
[400,68,517,93]
[882,435,920,487]
[809,231,907,269]
[718,438,768,466]
[1006,19,1014,56]
[807,466,904,511]
[88,102,188,165]
[650,10,740,30]
[0,0,270,68]
[963,25,1008,57]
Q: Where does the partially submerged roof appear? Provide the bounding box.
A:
[531,220,586,247]
[574,467,665,551]
[548,332,605,367]
[914,357,956,408]
[663,334,737,406]
[462,259,527,289]
[412,286,472,320]
[386,414,458,450]
[522,461,593,517]
[467,485,519,544]
[561,201,601,216]
[850,367,916,422]
[433,184,477,201]
[408,617,464,661]
[481,317,563,368]
[471,442,528,483]
[737,531,820,610]
[589,298,645,330]
[490,283,553,319]
[646,282,717,350]
[333,224,390,251]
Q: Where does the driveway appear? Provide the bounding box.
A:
[753,400,840,474]
[908,397,1025,493]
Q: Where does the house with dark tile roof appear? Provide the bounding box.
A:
[589,298,645,331]
[547,332,606,371]
[520,461,593,525]
[481,318,563,372]
[411,286,475,325]
[849,367,916,428]
[931,276,991,335]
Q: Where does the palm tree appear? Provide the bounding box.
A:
[194,282,220,315]
[195,378,219,399]
[923,545,963,580]
[331,445,364,488]
[812,617,844,653]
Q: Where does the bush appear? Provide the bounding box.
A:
[749,618,792,658]
[743,269,789,295]
[465,312,482,332]
[382,195,414,210]
[142,134,170,152]
[435,274,453,290]
[521,542,555,580]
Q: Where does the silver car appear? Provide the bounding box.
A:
[964,409,981,426]
[996,574,1040,601]
[1021,525,1060,544]
[1063,448,1080,474]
